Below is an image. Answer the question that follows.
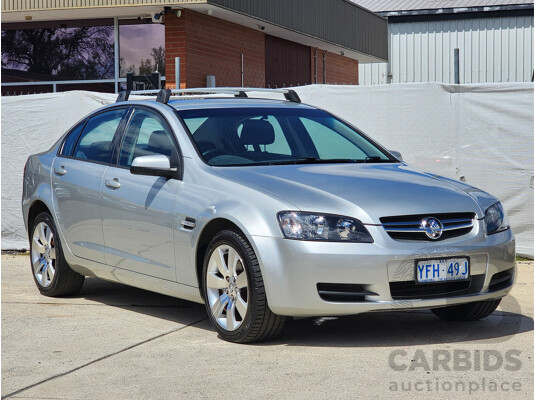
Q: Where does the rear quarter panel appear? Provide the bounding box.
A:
[22,152,56,234]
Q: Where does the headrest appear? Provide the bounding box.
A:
[147,130,173,157]
[240,120,275,146]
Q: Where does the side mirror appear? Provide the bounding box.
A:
[130,155,177,178]
[388,150,403,161]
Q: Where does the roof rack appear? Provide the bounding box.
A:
[115,87,301,104]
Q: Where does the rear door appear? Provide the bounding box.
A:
[101,107,181,281]
[52,108,128,263]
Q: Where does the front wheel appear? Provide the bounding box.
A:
[29,212,85,297]
[202,230,285,343]
[431,299,501,321]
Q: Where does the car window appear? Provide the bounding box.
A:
[236,116,291,155]
[60,121,85,157]
[300,118,368,160]
[184,117,209,135]
[119,109,177,167]
[73,109,125,163]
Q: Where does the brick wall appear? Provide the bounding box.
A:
[165,9,265,88]
[310,48,359,85]
[165,9,359,89]
[164,10,187,88]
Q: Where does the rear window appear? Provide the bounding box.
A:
[72,109,126,163]
[60,121,86,157]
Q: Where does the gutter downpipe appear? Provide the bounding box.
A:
[241,53,244,87]
[323,50,328,84]
[314,48,318,84]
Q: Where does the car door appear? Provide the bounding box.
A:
[51,108,128,263]
[100,107,181,281]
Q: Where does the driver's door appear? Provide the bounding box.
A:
[101,107,181,281]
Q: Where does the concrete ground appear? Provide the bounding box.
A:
[2,254,533,400]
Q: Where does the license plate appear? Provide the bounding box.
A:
[415,257,470,284]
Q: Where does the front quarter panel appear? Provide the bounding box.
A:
[173,157,297,287]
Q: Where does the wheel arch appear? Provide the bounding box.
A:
[27,200,52,239]
[195,218,248,292]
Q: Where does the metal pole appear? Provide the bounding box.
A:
[53,83,57,93]
[114,17,120,93]
[241,53,244,87]
[206,75,216,87]
[175,57,180,89]
[454,48,460,84]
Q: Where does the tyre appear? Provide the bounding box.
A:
[29,212,85,296]
[431,299,501,321]
[202,229,285,343]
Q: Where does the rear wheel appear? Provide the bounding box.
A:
[202,230,285,343]
[431,299,501,321]
[30,212,84,296]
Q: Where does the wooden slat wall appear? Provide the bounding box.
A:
[2,0,200,12]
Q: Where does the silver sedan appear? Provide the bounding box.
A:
[22,88,515,343]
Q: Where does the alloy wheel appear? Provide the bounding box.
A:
[205,244,249,331]
[31,222,56,287]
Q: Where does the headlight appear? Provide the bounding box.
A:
[277,211,373,242]
[485,202,510,235]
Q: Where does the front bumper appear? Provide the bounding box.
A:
[251,224,516,317]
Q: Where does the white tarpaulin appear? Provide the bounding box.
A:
[2,83,533,257]
[2,91,118,249]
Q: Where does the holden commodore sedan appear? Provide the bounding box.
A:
[22,88,515,343]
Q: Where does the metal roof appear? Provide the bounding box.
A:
[351,0,534,12]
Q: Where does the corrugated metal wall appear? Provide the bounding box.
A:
[359,15,534,84]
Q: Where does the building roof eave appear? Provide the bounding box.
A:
[1,0,388,61]
[376,3,534,17]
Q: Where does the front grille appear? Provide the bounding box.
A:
[390,274,485,300]
[317,283,378,302]
[380,212,476,241]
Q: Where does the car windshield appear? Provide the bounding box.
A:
[176,107,396,166]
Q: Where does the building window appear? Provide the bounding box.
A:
[119,23,165,77]
[1,18,165,95]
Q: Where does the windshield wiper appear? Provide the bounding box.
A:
[363,156,381,163]
[268,157,357,165]
[357,156,396,163]
[266,157,396,166]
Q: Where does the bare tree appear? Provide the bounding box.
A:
[2,26,114,80]
[119,57,136,76]
[151,46,165,74]
[137,47,165,75]
[139,58,153,75]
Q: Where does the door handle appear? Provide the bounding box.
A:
[104,178,121,190]
[53,166,67,176]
